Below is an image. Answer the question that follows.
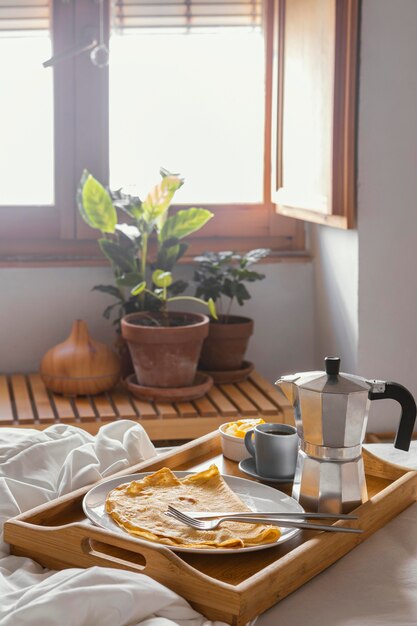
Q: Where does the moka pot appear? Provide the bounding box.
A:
[276,357,416,513]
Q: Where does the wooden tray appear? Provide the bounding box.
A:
[5,432,417,625]
[0,371,292,441]
[366,431,417,443]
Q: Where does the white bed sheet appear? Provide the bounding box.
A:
[0,421,227,626]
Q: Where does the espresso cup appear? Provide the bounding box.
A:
[244,423,299,479]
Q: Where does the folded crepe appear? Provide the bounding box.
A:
[105,464,281,549]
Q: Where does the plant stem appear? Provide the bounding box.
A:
[225,297,234,322]
[162,283,169,326]
[140,232,148,307]
[144,288,161,301]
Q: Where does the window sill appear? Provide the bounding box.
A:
[0,239,311,268]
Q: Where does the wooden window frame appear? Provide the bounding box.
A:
[0,0,304,266]
[271,0,359,229]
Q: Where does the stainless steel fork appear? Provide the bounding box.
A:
[166,506,363,533]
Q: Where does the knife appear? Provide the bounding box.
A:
[181,511,359,520]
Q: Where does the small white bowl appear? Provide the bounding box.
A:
[219,422,252,462]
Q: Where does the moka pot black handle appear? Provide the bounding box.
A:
[368,382,417,451]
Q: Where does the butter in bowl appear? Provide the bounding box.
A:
[219,418,265,462]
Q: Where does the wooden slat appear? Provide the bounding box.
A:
[207,387,239,418]
[73,397,96,422]
[11,375,34,424]
[130,397,158,419]
[91,394,116,420]
[193,395,219,418]
[175,402,198,418]
[249,371,293,423]
[249,371,283,405]
[49,393,75,423]
[237,380,279,416]
[5,416,227,440]
[28,374,55,423]
[219,384,258,416]
[0,369,291,440]
[109,389,137,419]
[0,375,14,424]
[155,403,178,419]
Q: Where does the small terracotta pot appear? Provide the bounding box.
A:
[121,311,209,388]
[199,315,254,371]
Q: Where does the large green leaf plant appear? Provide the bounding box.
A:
[77,168,217,327]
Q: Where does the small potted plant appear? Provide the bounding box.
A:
[78,168,216,394]
[193,249,270,380]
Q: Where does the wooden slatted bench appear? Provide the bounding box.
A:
[0,371,293,441]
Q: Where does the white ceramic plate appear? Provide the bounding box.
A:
[82,471,304,554]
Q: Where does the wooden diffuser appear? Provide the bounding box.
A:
[40,320,121,396]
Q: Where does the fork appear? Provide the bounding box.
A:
[167,506,363,534]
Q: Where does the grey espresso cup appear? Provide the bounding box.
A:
[244,423,299,479]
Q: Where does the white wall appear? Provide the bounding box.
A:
[357,0,417,431]
[313,0,417,432]
[311,225,358,373]
[0,262,316,383]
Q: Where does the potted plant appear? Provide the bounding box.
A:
[77,168,216,391]
[193,249,270,378]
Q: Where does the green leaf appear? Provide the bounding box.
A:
[239,270,265,282]
[110,188,143,220]
[156,241,188,271]
[168,279,188,296]
[115,223,140,241]
[98,239,136,274]
[208,298,217,320]
[235,283,251,306]
[152,269,173,288]
[142,175,184,223]
[160,208,213,242]
[131,281,146,296]
[103,303,119,320]
[92,284,124,300]
[222,278,236,300]
[77,170,117,233]
[160,166,181,179]
[116,272,143,287]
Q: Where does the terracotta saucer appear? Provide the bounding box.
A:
[124,372,213,403]
[198,360,254,384]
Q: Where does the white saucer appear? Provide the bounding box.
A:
[238,457,295,484]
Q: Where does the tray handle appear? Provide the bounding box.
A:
[6,520,235,605]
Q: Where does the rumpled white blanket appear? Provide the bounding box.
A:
[0,420,227,626]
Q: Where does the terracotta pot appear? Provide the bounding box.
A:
[199,315,254,371]
[121,311,209,388]
[114,335,135,379]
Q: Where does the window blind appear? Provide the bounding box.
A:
[112,0,263,32]
[0,0,49,32]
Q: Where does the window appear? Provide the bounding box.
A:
[109,29,265,204]
[2,0,362,264]
[0,31,53,205]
